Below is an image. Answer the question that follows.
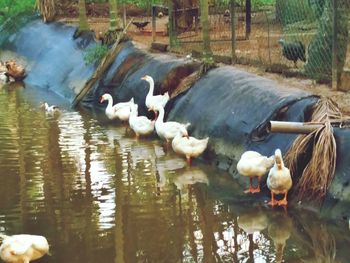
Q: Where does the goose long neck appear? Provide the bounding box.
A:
[156,107,165,125]
[106,96,113,109]
[146,79,155,97]
[275,155,284,170]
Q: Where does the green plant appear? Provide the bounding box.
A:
[84,44,108,65]
[0,0,36,24]
[215,0,275,10]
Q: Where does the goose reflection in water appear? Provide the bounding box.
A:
[237,207,269,262]
[236,207,293,263]
[268,210,293,263]
[172,167,209,195]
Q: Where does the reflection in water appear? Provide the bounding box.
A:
[0,85,349,262]
[237,208,269,262]
[267,211,292,263]
[173,167,209,194]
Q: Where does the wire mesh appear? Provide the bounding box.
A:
[170,0,349,88]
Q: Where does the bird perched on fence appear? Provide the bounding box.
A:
[132,21,150,30]
[278,39,306,68]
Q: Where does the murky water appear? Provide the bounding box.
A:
[0,83,349,263]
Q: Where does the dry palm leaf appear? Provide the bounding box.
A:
[36,0,56,23]
[285,97,341,201]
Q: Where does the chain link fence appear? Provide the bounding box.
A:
[168,0,350,90]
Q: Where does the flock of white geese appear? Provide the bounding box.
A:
[99,74,292,208]
[0,75,292,262]
[99,75,209,166]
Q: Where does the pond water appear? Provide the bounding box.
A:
[0,82,349,263]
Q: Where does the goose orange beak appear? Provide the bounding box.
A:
[100,97,104,103]
[141,76,147,80]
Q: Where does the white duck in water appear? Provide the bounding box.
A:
[267,149,292,206]
[172,125,209,165]
[128,101,155,139]
[100,93,133,121]
[236,151,274,194]
[0,234,49,263]
[141,75,169,118]
[41,102,60,115]
[154,104,190,143]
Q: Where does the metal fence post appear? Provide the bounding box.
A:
[332,0,338,90]
[230,0,236,64]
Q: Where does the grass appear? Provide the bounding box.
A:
[83,44,109,65]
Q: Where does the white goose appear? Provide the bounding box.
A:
[154,104,190,143]
[141,75,169,117]
[267,149,292,206]
[236,151,274,194]
[0,72,8,83]
[128,102,155,139]
[100,93,133,121]
[172,126,209,165]
[41,102,60,115]
[0,234,49,263]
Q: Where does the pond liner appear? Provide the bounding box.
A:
[3,20,350,219]
[1,19,96,102]
[166,66,318,172]
[81,41,201,119]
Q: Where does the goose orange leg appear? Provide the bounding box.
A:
[268,192,278,206]
[278,191,288,206]
[186,156,192,166]
[244,177,260,194]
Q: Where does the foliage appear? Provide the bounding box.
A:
[276,0,316,25]
[85,0,164,10]
[83,44,108,65]
[215,0,275,10]
[0,0,36,24]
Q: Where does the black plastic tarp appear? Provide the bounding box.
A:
[167,66,318,161]
[82,41,200,118]
[2,19,96,102]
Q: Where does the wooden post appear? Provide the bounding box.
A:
[268,121,323,134]
[123,0,126,28]
[332,0,338,90]
[230,0,236,64]
[152,5,156,43]
[245,0,251,39]
[200,0,212,58]
[168,0,175,49]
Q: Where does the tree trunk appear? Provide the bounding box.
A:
[245,0,251,39]
[78,0,89,32]
[168,0,176,48]
[200,0,212,58]
[305,0,348,82]
[109,0,120,31]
